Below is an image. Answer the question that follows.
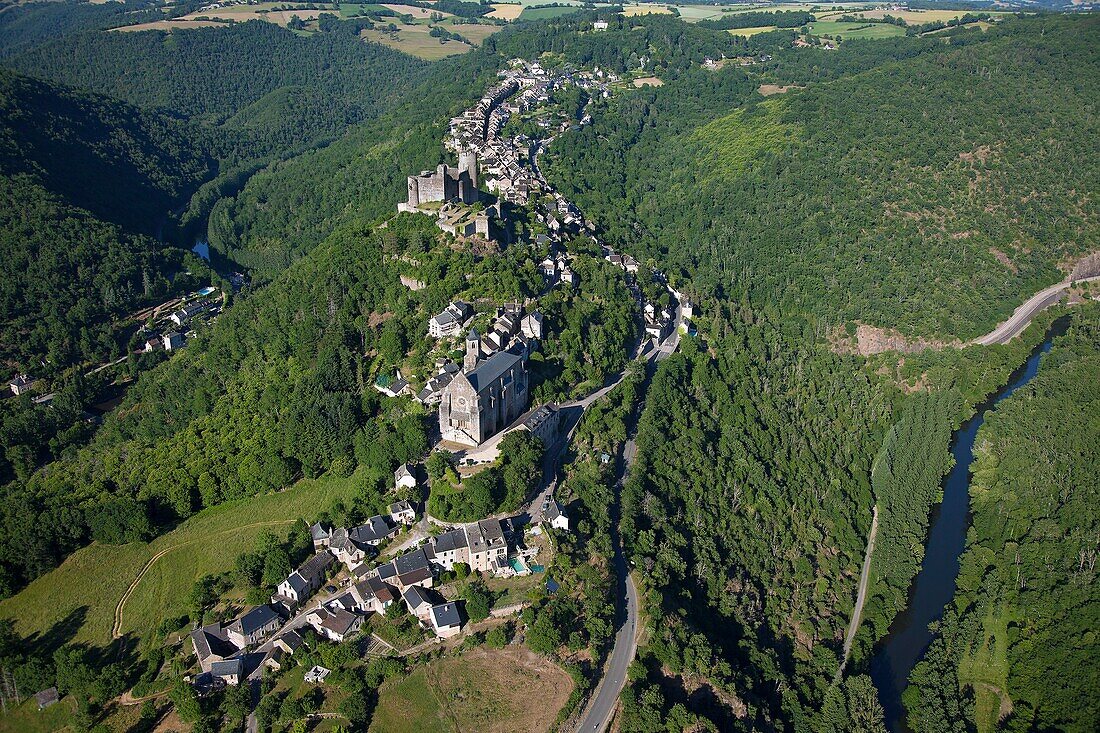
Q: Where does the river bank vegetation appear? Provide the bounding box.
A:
[907,305,1100,733]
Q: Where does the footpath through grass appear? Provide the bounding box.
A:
[0,470,364,650]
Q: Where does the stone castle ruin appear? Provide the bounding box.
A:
[403,151,480,210]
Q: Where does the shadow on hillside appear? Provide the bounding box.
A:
[22,605,88,657]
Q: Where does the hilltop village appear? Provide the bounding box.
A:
[390,58,686,451]
[185,58,689,696]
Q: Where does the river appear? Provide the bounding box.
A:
[870,318,1068,731]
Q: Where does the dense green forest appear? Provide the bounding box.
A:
[0,205,637,597]
[907,306,1100,733]
[0,70,212,232]
[7,21,428,151]
[620,313,890,728]
[545,15,1100,340]
[0,71,214,373]
[699,10,815,30]
[0,0,162,59]
[0,217,431,596]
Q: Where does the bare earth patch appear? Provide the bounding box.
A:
[488,3,523,21]
[633,76,664,87]
[831,323,959,356]
[989,247,1018,273]
[1066,249,1100,278]
[383,3,451,18]
[758,84,802,96]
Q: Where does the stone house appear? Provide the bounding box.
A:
[226,605,281,648]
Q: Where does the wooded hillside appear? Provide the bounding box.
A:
[546,15,1099,340]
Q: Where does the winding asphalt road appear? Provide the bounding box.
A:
[575,312,680,733]
[972,275,1100,346]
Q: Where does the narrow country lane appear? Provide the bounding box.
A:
[836,505,879,682]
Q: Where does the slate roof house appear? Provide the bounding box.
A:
[544,500,569,531]
[467,519,509,573]
[35,687,59,710]
[191,623,238,673]
[403,585,444,623]
[210,658,243,686]
[328,527,367,567]
[226,605,281,648]
[310,522,332,551]
[389,500,416,525]
[307,607,363,643]
[351,576,397,614]
[395,463,418,491]
[352,515,398,546]
[274,551,333,605]
[427,300,473,339]
[430,602,463,638]
[429,528,470,571]
[374,547,436,590]
[273,630,304,656]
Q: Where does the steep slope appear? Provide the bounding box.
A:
[0,70,211,232]
[0,71,213,371]
[6,21,428,150]
[547,15,1100,340]
[203,14,756,276]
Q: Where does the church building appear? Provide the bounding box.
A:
[438,333,529,447]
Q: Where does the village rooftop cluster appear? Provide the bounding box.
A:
[189,464,570,691]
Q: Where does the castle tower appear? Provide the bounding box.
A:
[458,150,478,188]
[464,329,481,372]
[406,176,420,207]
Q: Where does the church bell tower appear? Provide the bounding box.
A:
[464,329,481,372]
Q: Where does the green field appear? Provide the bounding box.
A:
[808,20,906,39]
[518,5,585,21]
[360,22,474,60]
[0,470,365,649]
[369,647,574,733]
[0,695,77,733]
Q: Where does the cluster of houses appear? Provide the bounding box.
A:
[601,244,684,342]
[141,292,222,354]
[539,250,578,288]
[190,494,573,688]
[446,59,608,215]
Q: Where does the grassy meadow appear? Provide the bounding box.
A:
[368,647,574,733]
[808,19,906,39]
[0,470,366,649]
[359,22,474,60]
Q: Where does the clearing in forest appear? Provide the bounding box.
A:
[359,23,473,60]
